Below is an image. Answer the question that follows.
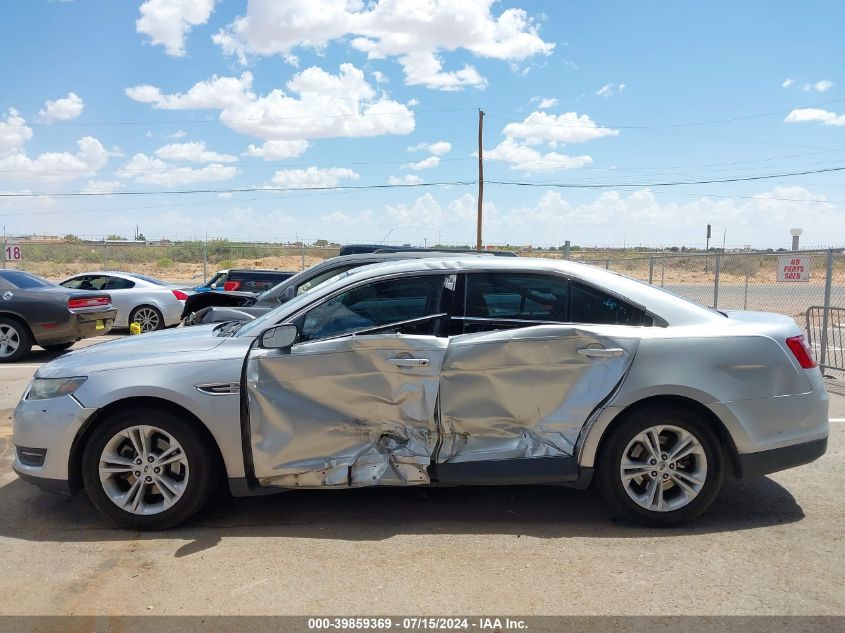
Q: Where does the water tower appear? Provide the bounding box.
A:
[790,228,802,251]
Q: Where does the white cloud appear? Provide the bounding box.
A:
[213,0,554,90]
[485,137,592,172]
[0,109,33,158]
[784,107,845,126]
[781,78,794,88]
[37,92,84,123]
[403,156,440,170]
[83,180,125,194]
[0,133,109,183]
[802,80,835,93]
[407,140,451,155]
[388,174,423,185]
[125,64,415,142]
[136,0,216,57]
[372,70,388,84]
[596,83,625,97]
[166,129,187,139]
[154,141,238,163]
[537,97,558,109]
[503,111,619,144]
[116,153,237,186]
[243,139,310,160]
[270,166,359,188]
[385,192,444,227]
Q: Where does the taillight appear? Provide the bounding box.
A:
[172,289,189,301]
[223,281,241,291]
[786,335,817,369]
[68,296,110,310]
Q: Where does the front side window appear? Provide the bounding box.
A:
[299,275,445,342]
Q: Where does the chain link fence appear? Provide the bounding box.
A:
[1,238,341,285]
[2,237,843,371]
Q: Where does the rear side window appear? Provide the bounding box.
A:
[571,282,652,326]
[106,276,135,290]
[465,273,568,321]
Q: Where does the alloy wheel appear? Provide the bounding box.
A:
[132,307,160,333]
[0,323,21,359]
[619,424,708,512]
[98,425,189,516]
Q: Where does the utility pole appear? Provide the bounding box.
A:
[476,109,485,252]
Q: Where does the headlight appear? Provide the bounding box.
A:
[27,377,87,400]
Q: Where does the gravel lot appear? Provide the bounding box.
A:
[0,335,843,616]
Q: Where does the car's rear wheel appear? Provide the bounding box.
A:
[129,305,164,333]
[0,317,33,363]
[597,404,724,527]
[42,341,75,352]
[82,408,219,530]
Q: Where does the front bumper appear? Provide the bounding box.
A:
[12,391,97,491]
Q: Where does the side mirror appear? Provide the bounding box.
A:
[259,324,298,350]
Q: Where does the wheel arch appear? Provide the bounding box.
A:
[0,310,33,335]
[67,395,227,493]
[579,394,742,478]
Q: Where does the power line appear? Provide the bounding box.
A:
[0,180,477,198]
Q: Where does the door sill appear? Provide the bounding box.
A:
[433,456,579,485]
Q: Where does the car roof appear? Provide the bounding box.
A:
[297,256,724,327]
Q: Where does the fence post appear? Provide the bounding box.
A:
[101,240,107,269]
[1,234,6,269]
[202,238,208,284]
[301,242,306,271]
[820,249,833,368]
[660,256,665,287]
[713,254,721,309]
[563,240,571,261]
[648,257,654,285]
[743,260,749,311]
[605,258,610,270]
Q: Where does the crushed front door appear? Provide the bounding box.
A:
[437,324,640,468]
[246,333,447,488]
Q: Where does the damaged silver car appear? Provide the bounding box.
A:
[12,257,829,529]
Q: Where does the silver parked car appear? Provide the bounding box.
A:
[13,257,828,529]
[59,271,190,332]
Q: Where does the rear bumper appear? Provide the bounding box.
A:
[34,308,116,346]
[738,436,828,478]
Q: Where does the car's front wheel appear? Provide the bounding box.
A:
[82,408,219,530]
[596,404,725,527]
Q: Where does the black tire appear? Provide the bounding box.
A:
[42,341,75,352]
[82,407,219,530]
[129,305,164,333]
[0,316,33,363]
[596,404,725,527]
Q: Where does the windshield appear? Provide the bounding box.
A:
[237,269,356,337]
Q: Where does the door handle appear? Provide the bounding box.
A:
[577,347,625,359]
[388,358,431,368]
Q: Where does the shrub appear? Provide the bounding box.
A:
[156,257,173,268]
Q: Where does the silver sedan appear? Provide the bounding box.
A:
[59,271,189,332]
[14,257,828,529]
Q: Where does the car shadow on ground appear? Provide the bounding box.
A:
[0,474,804,556]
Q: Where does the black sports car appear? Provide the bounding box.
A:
[0,270,117,362]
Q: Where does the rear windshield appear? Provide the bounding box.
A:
[132,274,168,286]
[0,270,54,289]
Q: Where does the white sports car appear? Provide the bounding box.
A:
[60,271,190,332]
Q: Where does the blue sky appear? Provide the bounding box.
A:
[0,0,843,248]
